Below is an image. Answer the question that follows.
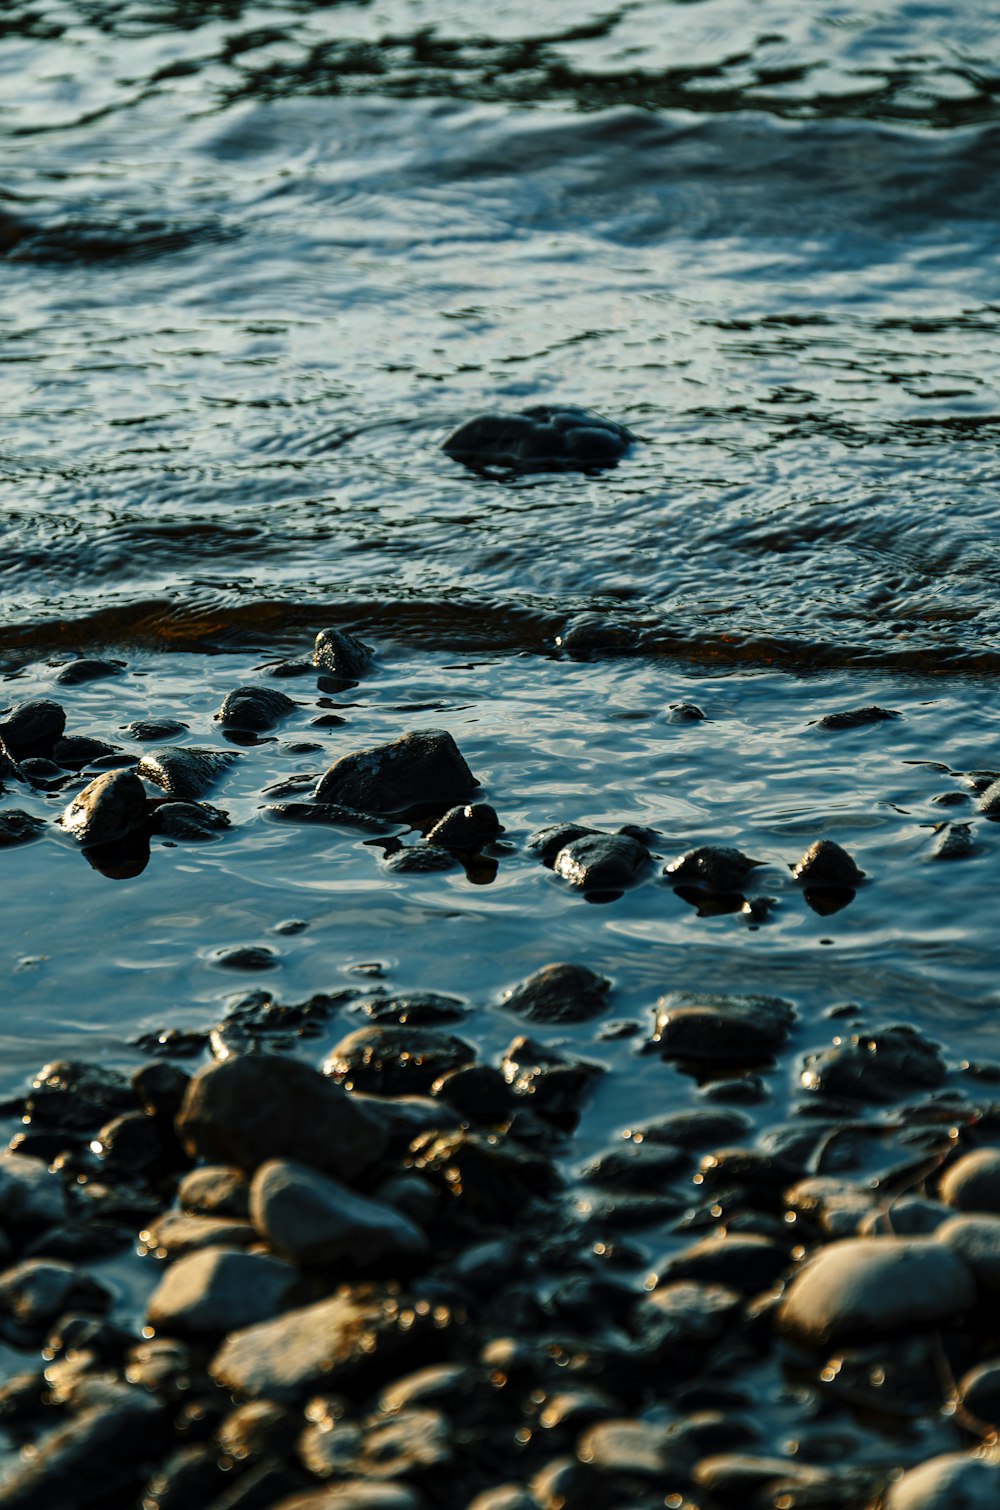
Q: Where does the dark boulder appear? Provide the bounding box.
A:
[62,768,148,846]
[314,730,478,814]
[501,963,610,1024]
[664,846,761,892]
[442,405,633,473]
[313,627,375,680]
[792,839,864,885]
[553,833,648,892]
[0,699,66,760]
[216,686,296,733]
[137,746,238,800]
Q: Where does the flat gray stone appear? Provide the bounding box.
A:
[250,1159,428,1267]
[777,1237,976,1348]
[147,1245,298,1335]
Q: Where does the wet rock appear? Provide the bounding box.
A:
[937,1215,1000,1294]
[526,823,600,861]
[442,405,634,473]
[576,1417,672,1477]
[153,800,230,840]
[409,1128,559,1223]
[314,730,478,815]
[62,767,148,845]
[133,1062,191,1125]
[555,614,639,655]
[383,845,458,874]
[359,993,470,1028]
[313,628,375,679]
[0,1258,110,1340]
[147,1245,298,1335]
[649,1234,791,1295]
[501,963,610,1024]
[124,718,188,741]
[978,779,1000,816]
[466,1490,535,1510]
[209,1286,451,1402]
[856,1196,950,1237]
[92,1110,163,1173]
[176,1053,389,1177]
[178,1165,250,1219]
[800,1025,947,1103]
[217,685,297,733]
[0,1393,164,1510]
[553,832,648,892]
[813,706,900,731]
[930,822,976,860]
[250,1159,428,1268]
[213,944,280,971]
[884,1451,1000,1509]
[625,1108,753,1147]
[217,1397,299,1464]
[792,839,865,885]
[324,1026,474,1096]
[141,1444,224,1510]
[664,846,761,892]
[651,992,795,1063]
[959,1361,1000,1427]
[691,1454,846,1507]
[631,1280,743,1358]
[273,1485,424,1510]
[0,809,46,846]
[54,657,124,686]
[137,745,238,800]
[940,1150,1000,1214]
[0,1152,68,1231]
[264,800,392,832]
[51,735,123,769]
[25,1059,135,1132]
[378,1363,470,1414]
[140,1211,257,1260]
[667,702,706,724]
[432,1065,514,1124]
[0,698,65,759]
[580,1141,689,1191]
[777,1237,976,1348]
[696,1146,802,1202]
[500,1037,602,1120]
[425,803,502,849]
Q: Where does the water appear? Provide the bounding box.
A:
[3,0,1000,1474]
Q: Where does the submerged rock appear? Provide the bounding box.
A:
[359,992,470,1027]
[526,823,599,861]
[62,769,148,846]
[250,1158,429,1267]
[800,1024,946,1103]
[264,800,391,831]
[314,730,478,814]
[442,405,634,473]
[383,845,458,874]
[217,685,297,733]
[54,658,124,686]
[425,803,502,849]
[51,735,122,769]
[930,821,976,860]
[501,963,610,1024]
[813,706,901,731]
[664,846,761,892]
[777,1237,975,1348]
[0,810,46,847]
[175,1053,389,1177]
[151,800,230,840]
[0,699,65,759]
[123,718,188,741]
[791,839,864,886]
[553,832,648,892]
[137,745,238,800]
[651,992,795,1063]
[313,627,375,679]
[978,778,1000,817]
[555,614,639,655]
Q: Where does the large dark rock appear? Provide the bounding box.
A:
[61,768,148,846]
[425,803,502,849]
[647,1234,791,1295]
[250,1159,428,1267]
[0,699,65,759]
[501,963,610,1024]
[324,1025,475,1096]
[664,846,761,892]
[799,1024,946,1103]
[792,838,865,885]
[526,823,599,862]
[442,405,633,473]
[51,735,122,769]
[650,992,794,1063]
[313,627,375,679]
[54,658,123,686]
[937,1215,1000,1295]
[137,745,238,800]
[314,730,478,814]
[216,685,297,733]
[776,1237,976,1348]
[175,1054,389,1177]
[553,833,648,892]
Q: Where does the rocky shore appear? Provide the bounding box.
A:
[1,633,999,1507]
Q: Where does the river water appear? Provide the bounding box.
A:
[2,0,1000,1478]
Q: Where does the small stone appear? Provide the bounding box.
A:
[140,1211,257,1261]
[792,839,865,885]
[666,703,706,724]
[0,1258,110,1338]
[576,1418,670,1477]
[939,1150,1000,1214]
[526,823,600,861]
[273,1485,424,1510]
[625,1108,752,1147]
[800,1025,947,1103]
[153,801,230,840]
[264,801,391,831]
[54,658,124,685]
[777,1237,976,1348]
[648,1234,791,1295]
[632,1281,743,1357]
[176,1054,389,1176]
[500,1037,601,1117]
[62,768,148,846]
[177,1165,250,1219]
[856,1196,950,1238]
[651,992,794,1063]
[813,706,900,731]
[217,685,297,732]
[425,803,502,849]
[442,405,633,473]
[51,735,122,769]
[884,1451,1000,1510]
[553,833,648,891]
[431,1065,513,1124]
[313,628,375,680]
[383,846,458,874]
[147,1245,298,1335]
[978,779,1000,817]
[212,944,280,971]
[314,730,478,814]
[137,745,238,800]
[26,1059,135,1131]
[501,963,610,1024]
[580,1142,689,1191]
[250,1159,428,1267]
[937,1215,1000,1295]
[123,718,188,741]
[324,1026,475,1096]
[0,698,65,759]
[409,1128,558,1221]
[664,846,761,892]
[930,822,976,860]
[0,810,45,847]
[359,993,469,1028]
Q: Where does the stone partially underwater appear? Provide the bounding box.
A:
[442,406,634,473]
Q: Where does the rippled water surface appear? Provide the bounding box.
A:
[3,0,1000,1446]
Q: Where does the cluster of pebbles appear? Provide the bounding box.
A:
[3,627,1000,1506]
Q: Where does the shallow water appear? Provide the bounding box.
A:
[3,0,1000,1482]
